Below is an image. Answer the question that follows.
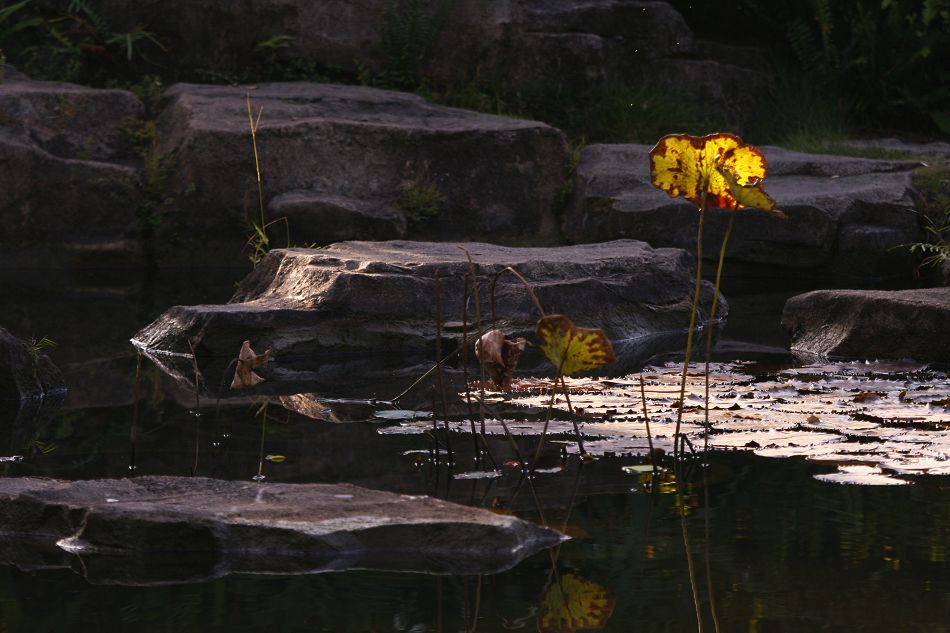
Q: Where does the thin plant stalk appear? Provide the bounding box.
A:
[130,350,142,475]
[680,489,704,633]
[462,272,479,456]
[490,266,546,325]
[460,248,488,436]
[246,94,266,236]
[698,213,735,633]
[530,377,563,475]
[186,339,201,476]
[673,191,707,459]
[558,374,584,456]
[703,212,736,451]
[433,271,453,464]
[639,372,658,478]
[391,343,462,403]
[255,402,267,480]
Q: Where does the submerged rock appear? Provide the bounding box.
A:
[0,476,563,585]
[563,144,923,277]
[132,240,725,392]
[0,71,144,267]
[154,82,568,262]
[782,287,950,361]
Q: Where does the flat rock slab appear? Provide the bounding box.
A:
[155,82,568,262]
[132,240,724,392]
[0,476,563,585]
[782,287,950,361]
[563,144,923,276]
[0,72,144,266]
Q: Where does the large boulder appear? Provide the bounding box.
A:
[563,144,923,277]
[82,1,762,128]
[0,71,144,267]
[0,476,563,584]
[153,82,569,263]
[781,287,950,361]
[132,240,725,392]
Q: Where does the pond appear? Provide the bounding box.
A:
[2,266,949,632]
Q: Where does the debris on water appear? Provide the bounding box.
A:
[380,360,950,485]
[453,470,503,480]
[0,456,23,463]
[374,409,433,421]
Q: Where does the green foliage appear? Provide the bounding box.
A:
[26,335,56,360]
[907,163,950,270]
[397,163,444,223]
[365,0,448,89]
[3,0,166,84]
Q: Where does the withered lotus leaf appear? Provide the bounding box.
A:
[719,166,786,218]
[538,573,615,633]
[536,315,614,376]
[475,329,527,390]
[230,340,271,389]
[649,132,768,209]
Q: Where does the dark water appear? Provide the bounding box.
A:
[2,268,950,632]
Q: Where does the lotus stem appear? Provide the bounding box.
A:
[703,212,736,451]
[674,192,707,459]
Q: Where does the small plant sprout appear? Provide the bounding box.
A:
[649,132,785,457]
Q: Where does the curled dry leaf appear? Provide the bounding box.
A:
[230,340,271,389]
[475,329,527,390]
[536,314,614,376]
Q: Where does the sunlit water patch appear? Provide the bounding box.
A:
[383,361,950,484]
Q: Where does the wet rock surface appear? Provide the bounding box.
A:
[0,475,563,584]
[154,82,568,261]
[563,144,923,276]
[782,287,950,361]
[132,240,725,392]
[0,71,144,266]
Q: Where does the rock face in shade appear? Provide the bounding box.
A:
[132,240,726,392]
[0,476,563,585]
[154,82,568,262]
[0,327,64,404]
[0,326,66,452]
[0,71,144,266]
[562,144,924,277]
[781,288,950,361]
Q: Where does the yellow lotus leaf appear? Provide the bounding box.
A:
[536,315,614,376]
[538,573,616,633]
[719,166,787,218]
[649,133,767,209]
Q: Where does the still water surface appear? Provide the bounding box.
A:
[1,268,949,632]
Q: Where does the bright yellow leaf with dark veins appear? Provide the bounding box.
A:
[718,167,786,218]
[649,133,768,209]
[538,573,615,633]
[536,315,614,376]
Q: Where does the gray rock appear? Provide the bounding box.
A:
[0,476,563,584]
[781,287,950,361]
[132,240,725,392]
[563,144,923,276]
[154,82,568,263]
[0,74,144,266]
[0,327,65,404]
[0,326,66,452]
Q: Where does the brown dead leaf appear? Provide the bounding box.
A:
[475,329,527,390]
[230,340,271,389]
